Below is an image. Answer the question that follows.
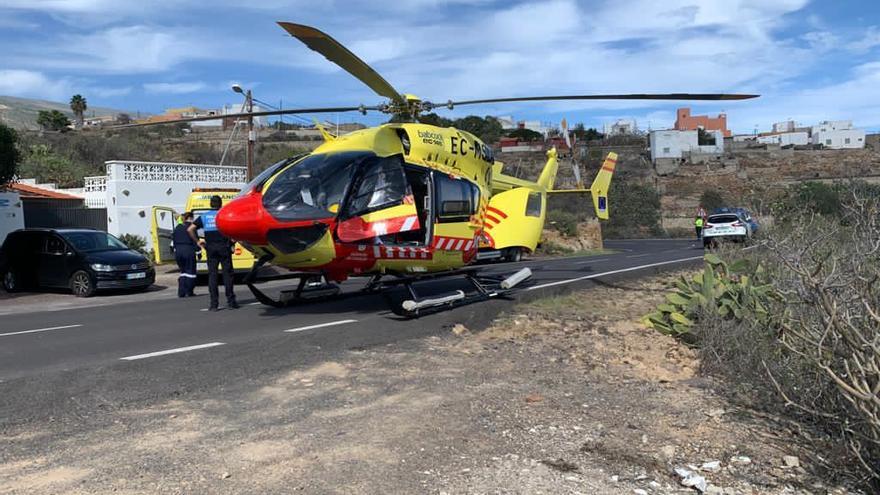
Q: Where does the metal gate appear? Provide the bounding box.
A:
[23,205,108,231]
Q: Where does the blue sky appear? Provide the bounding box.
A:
[1,0,879,133]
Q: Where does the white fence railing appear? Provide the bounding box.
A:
[84,175,107,192]
[105,161,247,183]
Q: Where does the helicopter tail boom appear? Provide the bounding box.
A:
[589,152,617,220]
[536,147,560,190]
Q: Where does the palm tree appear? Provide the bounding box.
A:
[69,94,87,129]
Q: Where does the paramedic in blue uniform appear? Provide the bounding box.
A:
[188,195,238,311]
[173,211,198,297]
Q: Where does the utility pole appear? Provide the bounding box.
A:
[246,89,254,181]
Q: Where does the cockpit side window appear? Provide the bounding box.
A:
[261,151,370,222]
[342,155,409,218]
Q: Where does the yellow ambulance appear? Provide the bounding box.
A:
[150,188,256,274]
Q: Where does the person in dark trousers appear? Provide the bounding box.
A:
[694,215,704,240]
[188,196,238,311]
[173,211,198,297]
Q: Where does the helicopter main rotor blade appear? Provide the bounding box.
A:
[111,105,380,129]
[278,22,405,106]
[443,93,759,108]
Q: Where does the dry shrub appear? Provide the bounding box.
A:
[695,190,880,489]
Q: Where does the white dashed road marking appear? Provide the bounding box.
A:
[120,342,226,361]
[283,319,358,333]
[626,253,650,258]
[0,324,83,337]
[526,255,703,291]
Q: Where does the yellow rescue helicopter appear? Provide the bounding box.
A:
[128,22,757,316]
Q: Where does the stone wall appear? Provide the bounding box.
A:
[657,147,880,228]
[540,219,603,253]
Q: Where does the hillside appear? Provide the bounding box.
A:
[0,95,133,130]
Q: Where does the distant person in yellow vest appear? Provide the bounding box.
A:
[695,216,704,240]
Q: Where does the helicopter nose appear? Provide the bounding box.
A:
[216,193,268,245]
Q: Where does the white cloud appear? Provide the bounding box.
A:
[143,82,207,94]
[0,69,71,100]
[62,26,206,73]
[848,26,880,53]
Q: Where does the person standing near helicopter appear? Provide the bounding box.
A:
[188,195,238,311]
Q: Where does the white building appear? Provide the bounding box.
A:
[85,161,246,249]
[810,120,865,149]
[772,120,797,133]
[649,129,724,162]
[495,115,517,130]
[0,192,24,244]
[603,118,637,136]
[757,131,809,146]
[188,105,268,128]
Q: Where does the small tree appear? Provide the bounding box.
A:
[0,123,21,184]
[699,188,727,213]
[506,127,543,141]
[70,94,87,129]
[36,110,71,132]
[697,127,716,145]
[115,113,132,125]
[572,123,604,141]
[418,112,453,128]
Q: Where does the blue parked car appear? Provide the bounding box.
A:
[712,207,759,234]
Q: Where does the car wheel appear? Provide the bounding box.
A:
[2,270,19,292]
[70,270,96,297]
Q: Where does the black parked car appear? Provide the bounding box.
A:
[0,228,155,297]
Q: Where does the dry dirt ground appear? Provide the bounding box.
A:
[0,272,852,494]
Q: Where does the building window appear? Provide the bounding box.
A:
[663,147,670,153]
[845,138,851,144]
[826,139,832,145]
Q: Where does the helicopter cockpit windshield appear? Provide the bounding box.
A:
[261,151,370,222]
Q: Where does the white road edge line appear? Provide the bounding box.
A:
[0,324,83,337]
[120,342,226,361]
[526,255,704,291]
[284,319,358,333]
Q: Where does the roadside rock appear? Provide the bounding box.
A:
[451,324,470,336]
[782,455,800,468]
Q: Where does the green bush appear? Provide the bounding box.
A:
[546,210,579,237]
[602,179,663,238]
[699,188,727,212]
[0,122,20,184]
[118,233,148,254]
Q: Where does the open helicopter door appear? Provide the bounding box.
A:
[150,206,178,265]
[336,155,421,243]
[432,173,481,257]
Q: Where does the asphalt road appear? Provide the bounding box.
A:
[0,239,703,426]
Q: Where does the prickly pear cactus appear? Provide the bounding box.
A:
[643,253,778,336]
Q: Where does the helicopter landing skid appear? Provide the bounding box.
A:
[244,255,532,315]
[381,266,533,318]
[244,256,340,308]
